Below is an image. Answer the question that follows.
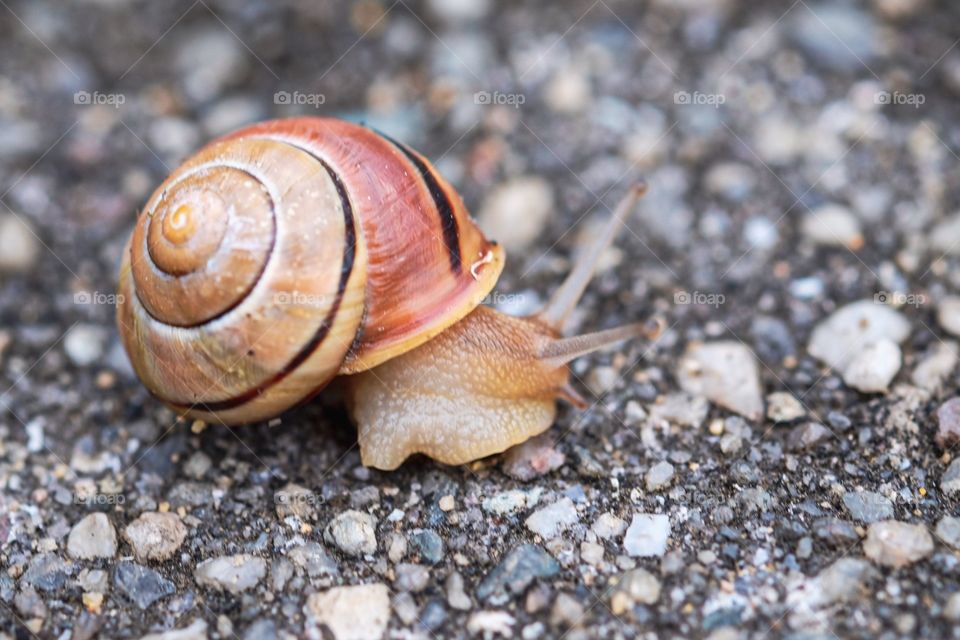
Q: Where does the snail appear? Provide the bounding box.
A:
[117,117,658,470]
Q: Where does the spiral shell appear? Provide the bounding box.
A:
[117,117,504,424]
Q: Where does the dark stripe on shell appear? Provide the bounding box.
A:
[376,130,463,274]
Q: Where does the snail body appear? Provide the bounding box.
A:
[118,117,651,469]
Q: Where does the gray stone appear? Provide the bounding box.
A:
[123,512,188,561]
[611,568,661,612]
[645,461,675,491]
[21,554,72,592]
[140,619,208,640]
[648,392,710,429]
[115,561,175,609]
[936,516,960,549]
[324,510,378,556]
[623,513,671,557]
[677,342,764,420]
[409,529,445,564]
[591,513,627,540]
[478,176,554,252]
[501,433,565,480]
[807,300,910,373]
[936,398,960,447]
[842,339,901,393]
[303,583,390,640]
[766,392,805,423]
[274,483,318,520]
[524,497,578,539]
[445,571,472,610]
[287,543,338,577]
[937,297,960,337]
[842,491,894,523]
[394,563,430,592]
[942,459,960,496]
[801,204,863,248]
[67,513,117,559]
[476,544,560,601]
[64,324,108,368]
[0,213,39,273]
[194,554,267,593]
[863,521,934,568]
[912,341,958,392]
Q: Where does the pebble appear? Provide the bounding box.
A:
[591,513,627,540]
[766,392,805,423]
[790,3,877,71]
[287,543,339,577]
[677,342,764,420]
[64,324,108,367]
[623,513,671,557]
[395,563,431,592]
[476,544,560,602]
[304,583,390,640]
[842,491,894,523]
[842,338,901,393]
[544,65,591,114]
[114,562,175,609]
[941,459,960,495]
[140,619,208,640]
[786,422,832,451]
[194,554,267,594]
[645,461,675,491]
[67,513,117,560]
[22,553,72,592]
[0,213,40,272]
[467,611,515,637]
[446,571,472,610]
[936,516,960,549]
[274,483,318,520]
[483,489,541,515]
[478,176,554,252]
[863,521,934,568]
[324,510,378,556]
[648,392,710,428]
[945,592,960,623]
[610,568,661,614]
[791,558,876,610]
[427,0,491,23]
[409,529,445,564]
[936,397,960,447]
[501,434,565,480]
[937,297,960,337]
[912,341,958,392]
[801,204,863,248]
[123,512,188,561]
[930,217,960,257]
[550,592,585,627]
[524,497,578,539]
[807,300,910,373]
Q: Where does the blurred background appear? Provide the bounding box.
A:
[2,0,960,638]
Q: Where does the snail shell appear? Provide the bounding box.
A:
[117,118,504,424]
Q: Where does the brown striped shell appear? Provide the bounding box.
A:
[117,117,504,424]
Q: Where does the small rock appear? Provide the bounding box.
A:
[501,433,565,480]
[863,521,934,568]
[395,563,430,592]
[801,204,863,248]
[550,592,585,627]
[275,483,318,520]
[913,341,959,392]
[476,544,560,601]
[176,29,247,103]
[304,583,390,640]
[182,451,212,479]
[936,516,960,549]
[787,422,832,451]
[648,392,710,428]
[21,553,72,592]
[936,398,960,447]
[478,176,554,252]
[194,554,267,593]
[409,529,445,564]
[766,392,805,423]
[15,587,47,618]
[937,297,960,337]
[67,513,117,560]
[288,543,338,577]
[790,3,877,71]
[544,65,591,114]
[393,591,419,625]
[591,513,627,540]
[814,518,860,545]
[807,300,910,373]
[842,338,901,393]
[114,562,175,609]
[387,532,408,563]
[610,568,661,614]
[942,459,960,495]
[623,513,671,557]
[466,611,515,637]
[842,491,894,523]
[645,461,675,491]
[790,558,876,610]
[482,489,540,515]
[64,324,108,367]
[446,571,472,610]
[946,592,960,622]
[0,213,40,272]
[524,497,578,540]
[324,510,377,556]
[677,342,764,420]
[140,619,208,640]
[123,512,188,561]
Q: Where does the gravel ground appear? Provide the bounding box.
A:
[2,0,960,638]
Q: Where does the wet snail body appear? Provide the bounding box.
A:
[117,117,652,469]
